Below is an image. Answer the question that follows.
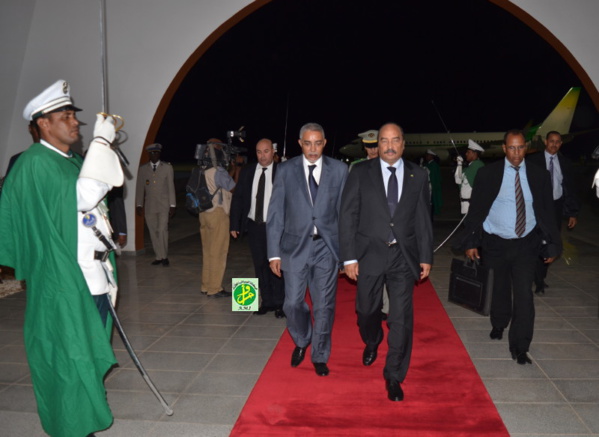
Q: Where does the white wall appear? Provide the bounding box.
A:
[1,0,597,252]
[510,0,598,92]
[0,0,252,251]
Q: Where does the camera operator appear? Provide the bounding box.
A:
[199,138,236,298]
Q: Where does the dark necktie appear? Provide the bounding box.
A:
[387,166,398,216]
[152,163,157,172]
[513,166,526,237]
[308,164,318,205]
[549,156,554,189]
[254,167,267,223]
[387,166,398,243]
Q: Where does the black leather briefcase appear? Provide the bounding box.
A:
[448,258,493,316]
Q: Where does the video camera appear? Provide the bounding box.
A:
[194,126,247,168]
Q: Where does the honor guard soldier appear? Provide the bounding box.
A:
[0,79,124,436]
[350,129,379,170]
[135,143,176,266]
[454,139,485,214]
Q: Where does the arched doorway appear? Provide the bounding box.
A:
[135,0,598,249]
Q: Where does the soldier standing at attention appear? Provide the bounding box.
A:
[136,143,176,266]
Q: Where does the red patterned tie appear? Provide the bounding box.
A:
[513,166,525,237]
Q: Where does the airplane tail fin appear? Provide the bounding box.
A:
[535,87,581,138]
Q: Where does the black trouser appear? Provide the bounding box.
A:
[356,245,414,383]
[248,220,285,308]
[534,196,564,286]
[483,230,541,354]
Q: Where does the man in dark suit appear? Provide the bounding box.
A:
[461,129,562,365]
[230,138,284,317]
[267,122,347,377]
[339,122,433,401]
[527,131,579,294]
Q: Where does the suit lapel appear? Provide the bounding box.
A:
[294,157,312,206]
[247,163,258,198]
[396,161,410,215]
[368,159,391,218]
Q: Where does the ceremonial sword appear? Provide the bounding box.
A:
[98,0,170,415]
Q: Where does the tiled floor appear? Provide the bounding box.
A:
[1,166,598,436]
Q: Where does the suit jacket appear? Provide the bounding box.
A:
[460,159,562,258]
[266,155,347,273]
[527,151,580,217]
[135,161,176,214]
[230,162,277,234]
[339,158,433,280]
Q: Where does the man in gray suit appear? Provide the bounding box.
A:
[340,122,433,401]
[267,122,348,377]
[135,143,176,266]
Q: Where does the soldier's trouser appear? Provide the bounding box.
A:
[145,210,169,260]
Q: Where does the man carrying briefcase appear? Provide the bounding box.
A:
[458,130,561,365]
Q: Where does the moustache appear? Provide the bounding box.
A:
[383,149,397,155]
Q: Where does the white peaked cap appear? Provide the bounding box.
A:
[23,80,81,121]
[426,149,437,156]
[468,139,484,152]
[358,129,378,144]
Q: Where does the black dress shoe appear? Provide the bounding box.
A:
[515,352,532,365]
[313,362,329,376]
[207,290,232,298]
[362,346,378,366]
[291,346,307,367]
[254,306,271,315]
[385,380,404,402]
[151,259,162,265]
[490,327,504,340]
[534,284,545,295]
[274,308,286,318]
[162,258,170,267]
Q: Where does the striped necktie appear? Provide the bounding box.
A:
[513,166,525,237]
[549,156,554,189]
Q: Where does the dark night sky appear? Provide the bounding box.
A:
[156,0,598,164]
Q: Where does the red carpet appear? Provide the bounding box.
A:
[231,278,508,436]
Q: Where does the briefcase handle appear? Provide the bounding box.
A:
[463,257,480,274]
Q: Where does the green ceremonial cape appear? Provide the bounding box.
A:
[464,158,484,187]
[0,143,116,437]
[426,160,443,215]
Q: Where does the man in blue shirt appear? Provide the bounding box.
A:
[460,130,561,365]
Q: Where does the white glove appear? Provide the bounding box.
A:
[456,156,464,165]
[93,114,116,144]
[79,140,124,186]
